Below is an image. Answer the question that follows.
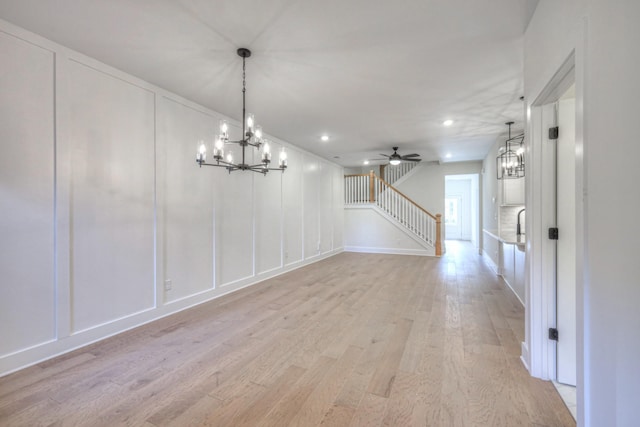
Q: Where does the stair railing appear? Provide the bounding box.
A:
[381,162,418,185]
[344,171,442,256]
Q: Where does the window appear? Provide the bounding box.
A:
[445,198,458,225]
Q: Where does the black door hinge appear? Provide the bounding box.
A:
[549,227,559,240]
[549,126,559,140]
[549,328,559,341]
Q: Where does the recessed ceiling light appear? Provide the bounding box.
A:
[443,119,454,127]
[445,153,452,158]
[321,135,330,142]
[363,160,370,165]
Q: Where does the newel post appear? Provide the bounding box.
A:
[435,214,442,256]
[369,170,375,203]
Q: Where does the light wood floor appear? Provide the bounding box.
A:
[0,241,575,426]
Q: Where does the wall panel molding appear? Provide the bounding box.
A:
[0,20,344,376]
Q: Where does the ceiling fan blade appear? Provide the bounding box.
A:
[379,154,391,158]
[404,158,421,162]
[402,153,420,157]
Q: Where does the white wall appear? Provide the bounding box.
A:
[482,138,501,234]
[0,31,56,354]
[396,161,481,219]
[525,1,640,425]
[0,21,344,376]
[344,207,434,256]
[396,161,482,244]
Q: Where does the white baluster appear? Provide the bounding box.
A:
[345,177,349,204]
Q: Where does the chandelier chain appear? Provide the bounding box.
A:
[242,56,246,140]
[242,56,246,95]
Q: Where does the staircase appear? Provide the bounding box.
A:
[344,171,442,256]
[381,162,418,185]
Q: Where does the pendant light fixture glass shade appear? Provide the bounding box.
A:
[196,48,287,175]
[496,121,525,179]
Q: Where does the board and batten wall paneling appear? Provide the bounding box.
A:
[157,97,215,302]
[0,19,343,376]
[0,32,56,356]
[303,154,321,259]
[66,60,156,332]
[282,148,304,266]
[319,163,334,254]
[254,140,284,275]
[215,123,255,286]
[332,166,344,250]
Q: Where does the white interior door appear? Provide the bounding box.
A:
[556,92,577,386]
[444,195,462,240]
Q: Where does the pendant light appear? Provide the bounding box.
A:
[196,48,288,174]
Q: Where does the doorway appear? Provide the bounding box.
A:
[445,174,479,247]
[528,54,581,421]
[536,85,577,387]
[556,85,577,387]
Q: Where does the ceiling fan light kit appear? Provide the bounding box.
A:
[380,147,422,166]
[196,48,288,175]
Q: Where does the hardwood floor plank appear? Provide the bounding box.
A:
[349,393,388,427]
[0,243,575,427]
[286,345,362,427]
[367,317,414,398]
[256,356,335,427]
[381,370,421,427]
[227,365,307,427]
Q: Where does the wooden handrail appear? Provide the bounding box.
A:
[344,172,443,256]
[374,174,438,220]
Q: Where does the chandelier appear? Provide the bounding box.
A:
[496,121,525,179]
[196,48,287,174]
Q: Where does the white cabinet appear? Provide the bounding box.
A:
[502,177,525,205]
[514,245,525,301]
[500,241,525,304]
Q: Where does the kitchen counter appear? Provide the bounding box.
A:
[483,228,526,305]
[483,229,526,248]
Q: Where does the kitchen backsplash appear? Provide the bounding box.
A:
[500,205,525,235]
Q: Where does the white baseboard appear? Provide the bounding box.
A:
[0,248,344,377]
[482,249,499,274]
[344,246,434,256]
[520,341,530,372]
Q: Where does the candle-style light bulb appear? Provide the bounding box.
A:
[246,114,255,135]
[226,152,234,164]
[196,141,206,163]
[262,141,271,163]
[254,125,263,143]
[213,135,224,160]
[279,149,288,169]
[220,120,229,140]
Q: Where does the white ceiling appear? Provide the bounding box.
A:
[0,0,538,167]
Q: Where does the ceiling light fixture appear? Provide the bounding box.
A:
[380,147,421,166]
[321,135,330,142]
[363,160,370,165]
[445,153,452,159]
[496,121,524,179]
[196,48,287,174]
[443,119,454,126]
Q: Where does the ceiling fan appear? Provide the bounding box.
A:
[380,147,421,165]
